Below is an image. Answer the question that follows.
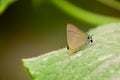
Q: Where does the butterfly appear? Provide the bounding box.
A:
[67,24,93,52]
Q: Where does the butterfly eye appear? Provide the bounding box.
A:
[91,40,93,43]
[88,37,89,39]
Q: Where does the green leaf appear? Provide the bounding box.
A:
[50,0,120,25]
[22,23,120,80]
[32,0,44,9]
[0,0,16,15]
[98,0,120,12]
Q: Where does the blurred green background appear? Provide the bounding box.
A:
[0,0,120,80]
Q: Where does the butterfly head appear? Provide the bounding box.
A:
[88,34,93,43]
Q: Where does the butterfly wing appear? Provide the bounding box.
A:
[67,24,88,51]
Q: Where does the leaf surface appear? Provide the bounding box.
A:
[23,23,120,80]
